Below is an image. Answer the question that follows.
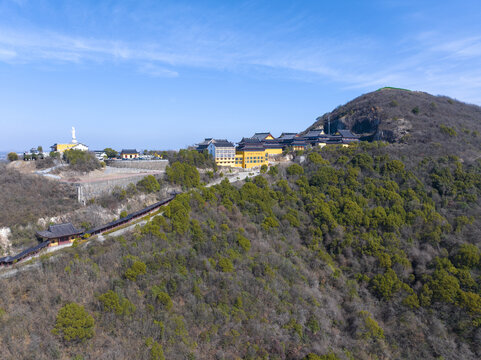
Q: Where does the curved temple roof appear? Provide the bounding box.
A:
[36,223,84,239]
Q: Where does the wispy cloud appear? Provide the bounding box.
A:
[429,36,481,59]
[0,22,481,103]
[138,63,178,78]
[0,48,16,60]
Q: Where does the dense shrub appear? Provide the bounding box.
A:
[137,175,161,193]
[287,163,304,175]
[146,338,166,360]
[303,353,341,360]
[217,257,234,272]
[7,152,18,161]
[237,233,251,252]
[161,149,216,169]
[98,290,136,316]
[63,149,101,172]
[454,243,480,268]
[357,311,384,340]
[440,124,457,137]
[164,194,191,234]
[103,148,118,158]
[370,268,401,300]
[124,260,147,281]
[52,303,95,342]
[165,162,200,189]
[262,216,279,230]
[151,286,173,310]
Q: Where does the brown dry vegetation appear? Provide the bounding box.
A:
[1,90,481,359]
[1,141,481,359]
[0,163,78,228]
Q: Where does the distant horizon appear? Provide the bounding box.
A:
[0,86,480,155]
[2,1,481,150]
[1,85,478,154]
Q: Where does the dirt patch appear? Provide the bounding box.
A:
[6,160,35,174]
[0,227,12,255]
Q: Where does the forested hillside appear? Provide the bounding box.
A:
[1,142,480,359]
[307,88,481,160]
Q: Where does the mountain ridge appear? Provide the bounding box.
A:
[305,88,481,159]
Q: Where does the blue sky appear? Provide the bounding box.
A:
[1,0,481,151]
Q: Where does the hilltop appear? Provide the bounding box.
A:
[306,88,481,160]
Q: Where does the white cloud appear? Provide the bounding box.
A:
[138,63,178,78]
[0,48,16,60]
[0,25,481,103]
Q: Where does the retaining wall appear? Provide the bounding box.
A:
[106,159,169,171]
[76,175,150,204]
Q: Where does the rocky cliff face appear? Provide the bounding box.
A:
[305,88,481,146]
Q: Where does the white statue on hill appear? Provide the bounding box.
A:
[72,126,78,144]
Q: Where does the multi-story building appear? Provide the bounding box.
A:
[235,138,268,169]
[195,138,215,152]
[276,133,299,147]
[207,140,236,167]
[195,128,360,169]
[251,132,283,157]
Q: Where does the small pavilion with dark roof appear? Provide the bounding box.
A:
[36,223,84,245]
[338,129,360,142]
[120,149,139,159]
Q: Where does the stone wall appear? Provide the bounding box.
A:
[76,175,148,204]
[106,159,169,171]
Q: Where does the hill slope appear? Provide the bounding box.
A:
[307,88,481,159]
[1,92,481,360]
[1,143,481,359]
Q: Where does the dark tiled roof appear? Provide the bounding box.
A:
[237,140,265,151]
[291,140,308,146]
[305,129,326,138]
[196,144,209,151]
[211,140,234,148]
[251,133,273,141]
[121,149,138,154]
[197,138,235,150]
[36,223,84,239]
[280,132,297,137]
[338,130,360,138]
[263,140,283,149]
[237,146,265,152]
[0,241,50,264]
[196,138,213,147]
[239,137,262,144]
[277,133,298,141]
